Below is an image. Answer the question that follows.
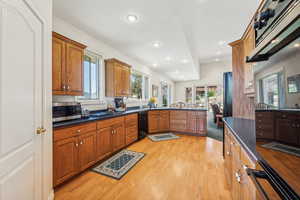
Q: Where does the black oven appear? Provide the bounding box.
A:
[52,102,82,122]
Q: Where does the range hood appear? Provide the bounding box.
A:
[247,0,300,63]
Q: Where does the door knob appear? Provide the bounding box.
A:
[36,127,46,135]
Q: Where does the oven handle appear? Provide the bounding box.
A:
[246,168,270,200]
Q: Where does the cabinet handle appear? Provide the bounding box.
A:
[67,85,70,90]
[75,143,79,147]
[226,151,230,155]
[62,85,66,90]
[77,129,81,133]
[80,141,83,145]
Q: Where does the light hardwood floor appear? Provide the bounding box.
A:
[54,135,231,200]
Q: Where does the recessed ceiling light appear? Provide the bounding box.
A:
[216,51,221,55]
[165,56,172,61]
[152,63,158,67]
[152,41,162,48]
[181,59,189,64]
[293,43,300,48]
[215,58,220,62]
[126,14,139,23]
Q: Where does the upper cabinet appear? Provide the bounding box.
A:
[243,24,256,97]
[52,32,86,96]
[105,58,131,97]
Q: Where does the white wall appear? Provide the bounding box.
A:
[31,0,53,199]
[52,16,175,109]
[174,60,232,102]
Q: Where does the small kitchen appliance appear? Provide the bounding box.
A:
[52,102,82,122]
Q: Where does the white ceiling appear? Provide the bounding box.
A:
[53,0,258,82]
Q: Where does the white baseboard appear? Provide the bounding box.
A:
[48,190,54,200]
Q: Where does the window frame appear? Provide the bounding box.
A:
[76,50,103,104]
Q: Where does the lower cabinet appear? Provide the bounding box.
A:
[112,122,126,151]
[96,127,112,161]
[78,132,97,171]
[148,111,170,133]
[53,136,79,186]
[224,125,257,200]
[125,114,138,145]
[53,115,138,187]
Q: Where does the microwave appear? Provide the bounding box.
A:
[52,102,82,122]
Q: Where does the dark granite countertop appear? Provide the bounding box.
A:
[53,107,207,129]
[256,108,300,112]
[223,117,259,161]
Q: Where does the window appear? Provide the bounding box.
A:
[78,51,101,100]
[131,72,143,99]
[161,82,168,107]
[144,76,149,99]
[185,87,192,103]
[259,74,281,107]
[195,86,206,107]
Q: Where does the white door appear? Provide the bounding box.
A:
[0,0,44,200]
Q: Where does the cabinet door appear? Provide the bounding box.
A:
[114,64,124,96]
[122,67,131,96]
[224,129,232,190]
[66,43,83,95]
[78,132,97,171]
[52,36,66,95]
[148,112,160,133]
[276,119,299,145]
[96,127,113,161]
[243,26,255,96]
[126,125,138,145]
[159,111,170,131]
[112,123,126,151]
[53,137,79,186]
[231,139,241,200]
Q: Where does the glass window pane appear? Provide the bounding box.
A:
[83,59,91,99]
[131,73,142,99]
[262,74,279,107]
[185,87,192,103]
[144,76,149,99]
[195,86,206,107]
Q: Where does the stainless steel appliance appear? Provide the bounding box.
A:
[52,102,82,122]
[247,0,299,62]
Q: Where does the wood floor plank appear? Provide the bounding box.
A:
[54,135,231,200]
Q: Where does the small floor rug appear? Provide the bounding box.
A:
[262,142,300,157]
[92,150,145,179]
[148,133,180,142]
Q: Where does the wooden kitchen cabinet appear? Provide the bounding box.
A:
[187,111,207,136]
[243,24,255,96]
[159,111,170,131]
[53,122,97,187]
[53,136,79,186]
[224,125,258,200]
[105,58,131,97]
[148,111,170,133]
[148,111,160,133]
[170,111,187,132]
[53,115,138,187]
[125,114,138,145]
[52,32,86,96]
[112,121,126,151]
[96,127,112,161]
[78,132,97,171]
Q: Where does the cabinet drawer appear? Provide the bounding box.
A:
[160,110,169,115]
[256,112,274,119]
[54,122,96,142]
[97,116,124,129]
[126,126,138,137]
[170,111,187,120]
[149,111,160,116]
[125,114,138,127]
